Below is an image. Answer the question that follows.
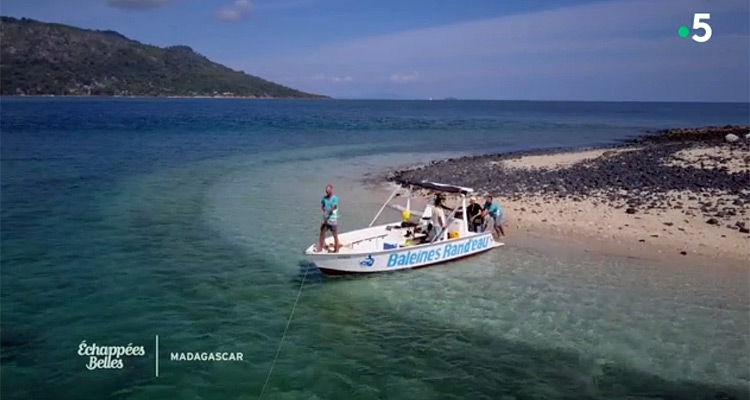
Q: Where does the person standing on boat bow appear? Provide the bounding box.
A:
[318,184,341,253]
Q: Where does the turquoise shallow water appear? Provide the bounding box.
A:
[1,98,749,399]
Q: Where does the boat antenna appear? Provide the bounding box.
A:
[406,185,411,213]
[369,186,400,227]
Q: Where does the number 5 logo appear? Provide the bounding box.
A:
[692,13,712,43]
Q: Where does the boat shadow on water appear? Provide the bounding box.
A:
[293,261,326,284]
[294,259,437,283]
[293,260,399,284]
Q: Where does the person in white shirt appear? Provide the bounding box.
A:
[428,195,446,241]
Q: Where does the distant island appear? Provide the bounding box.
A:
[0,16,328,99]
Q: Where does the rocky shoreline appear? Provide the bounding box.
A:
[387,125,750,262]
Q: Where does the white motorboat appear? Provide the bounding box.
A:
[304,181,503,275]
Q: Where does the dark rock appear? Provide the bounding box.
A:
[706,218,719,225]
[663,222,673,226]
[392,126,750,218]
[680,251,687,255]
[740,227,750,234]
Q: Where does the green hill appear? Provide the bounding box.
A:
[0,16,327,98]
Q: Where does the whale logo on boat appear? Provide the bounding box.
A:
[359,255,375,267]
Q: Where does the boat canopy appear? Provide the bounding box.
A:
[399,180,474,195]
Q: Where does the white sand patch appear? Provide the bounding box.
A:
[500,193,750,264]
[495,147,642,170]
[664,146,750,173]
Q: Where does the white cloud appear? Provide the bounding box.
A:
[252,0,316,11]
[302,0,746,66]
[244,0,749,100]
[215,0,252,22]
[389,72,418,83]
[311,74,353,83]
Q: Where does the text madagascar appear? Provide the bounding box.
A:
[386,236,491,267]
[170,352,244,362]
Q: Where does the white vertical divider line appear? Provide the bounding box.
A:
[155,335,159,377]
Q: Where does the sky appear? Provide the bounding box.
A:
[2,0,749,101]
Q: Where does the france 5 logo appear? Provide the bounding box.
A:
[678,13,712,43]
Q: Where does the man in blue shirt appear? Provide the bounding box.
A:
[318,184,341,252]
[483,194,506,238]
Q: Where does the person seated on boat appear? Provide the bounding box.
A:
[427,194,447,242]
[318,184,341,252]
[466,196,483,232]
[482,194,506,238]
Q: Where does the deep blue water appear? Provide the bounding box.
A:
[3,99,748,176]
[1,98,748,400]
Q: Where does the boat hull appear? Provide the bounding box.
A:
[305,232,501,275]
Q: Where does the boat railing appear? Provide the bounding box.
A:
[342,232,390,249]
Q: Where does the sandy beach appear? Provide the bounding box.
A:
[388,126,750,266]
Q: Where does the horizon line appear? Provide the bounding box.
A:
[1,95,748,104]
